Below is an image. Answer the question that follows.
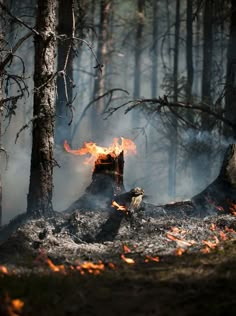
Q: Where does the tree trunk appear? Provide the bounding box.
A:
[91,0,111,141]
[55,0,74,145]
[0,3,3,225]
[192,144,236,216]
[224,0,236,138]
[133,0,145,98]
[168,0,180,199]
[151,0,158,98]
[27,0,56,216]
[186,0,193,101]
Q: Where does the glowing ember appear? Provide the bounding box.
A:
[209,223,216,231]
[64,137,137,165]
[46,259,65,273]
[173,248,185,256]
[121,254,135,264]
[229,203,236,216]
[11,299,24,312]
[0,293,24,316]
[202,236,219,249]
[201,246,211,254]
[166,233,195,247]
[112,200,127,212]
[123,244,132,253]
[76,261,105,275]
[219,230,228,241]
[144,255,160,263]
[0,265,8,274]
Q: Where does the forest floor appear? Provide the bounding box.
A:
[0,239,236,316]
[1,205,236,316]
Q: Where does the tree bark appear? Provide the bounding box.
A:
[224,0,236,138]
[91,0,111,141]
[168,0,180,199]
[27,0,56,216]
[192,144,236,216]
[133,0,145,98]
[186,0,193,101]
[0,2,3,225]
[55,0,74,145]
[151,0,158,98]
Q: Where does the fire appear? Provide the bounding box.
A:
[76,261,105,275]
[64,137,137,165]
[121,254,135,264]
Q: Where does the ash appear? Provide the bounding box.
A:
[0,202,236,265]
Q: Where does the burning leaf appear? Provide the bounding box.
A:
[121,254,135,264]
[170,227,186,235]
[144,255,160,263]
[64,137,137,165]
[202,236,219,250]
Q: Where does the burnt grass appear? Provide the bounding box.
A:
[0,203,236,315]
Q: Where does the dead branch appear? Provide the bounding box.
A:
[0,147,9,170]
[0,2,39,36]
[71,88,129,139]
[105,96,235,131]
[15,113,45,144]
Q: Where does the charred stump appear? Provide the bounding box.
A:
[192,144,236,216]
[66,151,125,211]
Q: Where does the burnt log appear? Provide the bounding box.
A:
[192,144,236,216]
[66,151,125,212]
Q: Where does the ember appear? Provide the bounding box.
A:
[121,254,135,264]
[0,293,24,316]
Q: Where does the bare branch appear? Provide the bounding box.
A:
[0,2,39,36]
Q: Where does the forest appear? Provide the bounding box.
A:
[0,0,236,315]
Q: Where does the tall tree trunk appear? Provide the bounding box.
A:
[55,0,74,145]
[186,0,193,101]
[0,2,3,225]
[133,0,145,98]
[225,0,236,138]
[27,0,56,216]
[151,0,158,98]
[168,0,180,199]
[91,0,111,141]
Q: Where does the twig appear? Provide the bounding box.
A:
[15,113,45,143]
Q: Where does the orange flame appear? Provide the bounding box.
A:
[121,254,135,264]
[64,137,137,165]
[11,299,24,311]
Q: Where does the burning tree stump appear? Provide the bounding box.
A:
[192,144,236,216]
[64,138,136,211]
